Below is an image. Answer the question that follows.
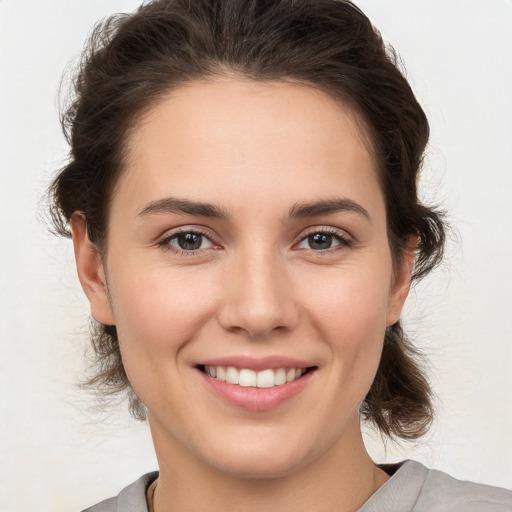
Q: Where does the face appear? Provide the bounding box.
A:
[73,78,412,479]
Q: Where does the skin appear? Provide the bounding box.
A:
[71,78,415,512]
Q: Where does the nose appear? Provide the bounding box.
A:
[217,248,300,339]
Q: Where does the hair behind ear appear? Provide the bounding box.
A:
[361,322,433,440]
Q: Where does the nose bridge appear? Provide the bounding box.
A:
[218,242,298,338]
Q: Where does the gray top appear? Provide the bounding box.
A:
[359,461,511,512]
[82,461,512,512]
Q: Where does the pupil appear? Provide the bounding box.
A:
[178,233,202,250]
[309,233,332,250]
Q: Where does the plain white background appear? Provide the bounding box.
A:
[1,1,511,510]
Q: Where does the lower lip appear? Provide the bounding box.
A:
[197,369,315,411]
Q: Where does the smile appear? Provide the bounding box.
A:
[201,365,309,388]
[196,357,318,410]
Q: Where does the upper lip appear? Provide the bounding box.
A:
[196,355,317,372]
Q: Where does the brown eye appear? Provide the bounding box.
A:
[307,233,334,250]
[163,231,215,252]
[296,229,352,252]
[176,233,203,250]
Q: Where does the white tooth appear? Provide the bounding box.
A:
[225,366,239,385]
[257,369,275,388]
[216,366,226,381]
[286,368,296,383]
[274,368,286,385]
[239,369,257,387]
[206,366,216,377]
[295,368,302,378]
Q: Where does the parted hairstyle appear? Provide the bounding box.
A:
[49,0,445,440]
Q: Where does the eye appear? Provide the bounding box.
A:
[295,229,352,252]
[159,229,216,254]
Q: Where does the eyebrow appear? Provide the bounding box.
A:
[137,196,371,222]
[137,197,230,219]
[288,198,371,222]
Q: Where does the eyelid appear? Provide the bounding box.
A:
[157,226,221,255]
[299,225,352,239]
[156,224,354,256]
[293,226,354,253]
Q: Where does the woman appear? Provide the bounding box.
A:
[48,0,512,510]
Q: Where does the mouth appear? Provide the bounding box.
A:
[196,364,317,388]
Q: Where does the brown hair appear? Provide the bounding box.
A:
[50,0,445,439]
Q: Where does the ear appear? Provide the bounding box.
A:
[70,214,116,326]
[386,237,417,326]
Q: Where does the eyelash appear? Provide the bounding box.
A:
[157,227,353,257]
[157,228,218,256]
[296,227,354,255]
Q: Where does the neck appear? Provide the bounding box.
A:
[149,417,389,512]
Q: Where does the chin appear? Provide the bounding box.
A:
[198,429,315,480]
[213,452,307,480]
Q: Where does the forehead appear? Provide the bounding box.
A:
[116,78,381,217]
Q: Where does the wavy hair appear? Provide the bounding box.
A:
[49,0,445,439]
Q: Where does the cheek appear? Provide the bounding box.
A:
[109,266,219,361]
[304,265,391,338]
[107,266,223,411]
[299,264,391,388]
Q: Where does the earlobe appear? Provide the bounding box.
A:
[70,214,115,326]
[386,239,417,326]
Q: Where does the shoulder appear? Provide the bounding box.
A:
[80,472,158,512]
[414,461,512,512]
[360,460,512,512]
